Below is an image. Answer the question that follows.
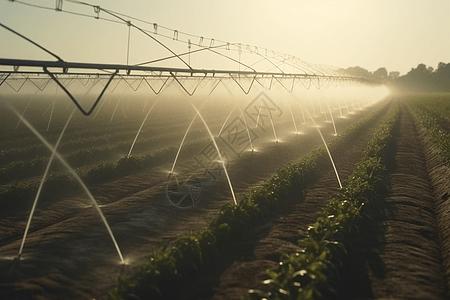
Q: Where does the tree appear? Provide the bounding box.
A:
[342,62,450,92]
[433,62,450,91]
[388,71,400,79]
[340,66,374,80]
[392,62,450,92]
[435,62,450,78]
[373,67,388,80]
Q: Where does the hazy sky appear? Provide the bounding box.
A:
[1,0,449,75]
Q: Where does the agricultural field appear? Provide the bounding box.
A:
[1,88,450,300]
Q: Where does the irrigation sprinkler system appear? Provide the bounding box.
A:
[0,0,385,269]
[0,0,377,116]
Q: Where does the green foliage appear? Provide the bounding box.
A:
[247,105,399,300]
[407,93,450,166]
[43,173,76,196]
[0,138,206,206]
[0,180,36,204]
[108,104,392,300]
[394,63,450,92]
[0,157,48,184]
[0,129,205,185]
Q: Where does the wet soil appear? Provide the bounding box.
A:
[191,99,450,300]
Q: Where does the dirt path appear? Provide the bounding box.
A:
[182,101,393,300]
[417,109,450,298]
[338,101,448,299]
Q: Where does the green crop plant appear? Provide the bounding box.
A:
[108,101,392,300]
[0,138,207,206]
[0,157,49,184]
[407,94,450,166]
[1,129,205,184]
[247,105,399,300]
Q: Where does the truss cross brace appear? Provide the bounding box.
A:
[43,67,118,116]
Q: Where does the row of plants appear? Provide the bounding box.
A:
[0,116,206,166]
[0,106,209,152]
[0,114,139,149]
[107,102,392,300]
[1,102,166,138]
[407,94,450,165]
[247,104,399,300]
[0,138,206,207]
[409,93,450,122]
[0,129,138,166]
[0,129,205,184]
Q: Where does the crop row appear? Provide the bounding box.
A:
[409,94,450,122]
[0,112,201,155]
[107,102,391,300]
[0,113,143,149]
[0,129,205,184]
[0,138,206,209]
[0,129,140,165]
[247,104,399,300]
[407,94,450,165]
[0,102,223,151]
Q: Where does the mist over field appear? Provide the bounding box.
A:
[0,74,390,298]
[1,0,450,299]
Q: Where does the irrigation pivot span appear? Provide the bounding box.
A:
[0,0,379,116]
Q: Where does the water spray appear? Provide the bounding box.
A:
[93,97,107,119]
[255,101,263,128]
[46,101,55,131]
[109,98,121,124]
[265,100,278,143]
[217,104,237,137]
[169,100,209,175]
[286,98,298,134]
[18,108,76,258]
[141,98,149,115]
[186,99,237,205]
[241,112,255,151]
[305,108,342,189]
[127,98,160,157]
[328,105,338,136]
[301,107,306,124]
[6,102,125,264]
[16,97,33,129]
[236,106,254,152]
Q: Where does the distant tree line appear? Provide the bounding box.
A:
[340,62,450,92]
